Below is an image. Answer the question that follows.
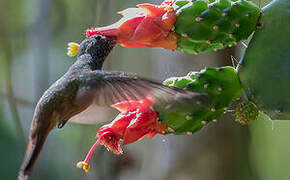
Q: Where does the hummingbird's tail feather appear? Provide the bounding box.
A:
[18,117,54,180]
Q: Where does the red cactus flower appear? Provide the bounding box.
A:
[86,2,178,50]
[76,97,167,173]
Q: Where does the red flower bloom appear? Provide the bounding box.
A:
[77,97,167,173]
[86,2,178,50]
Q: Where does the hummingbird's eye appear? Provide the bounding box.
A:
[92,34,102,41]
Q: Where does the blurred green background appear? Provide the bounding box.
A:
[2,0,289,180]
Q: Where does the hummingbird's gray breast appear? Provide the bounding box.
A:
[33,72,88,127]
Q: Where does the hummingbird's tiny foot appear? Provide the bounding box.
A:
[76,161,90,173]
[67,42,80,57]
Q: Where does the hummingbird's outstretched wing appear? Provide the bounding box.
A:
[90,70,195,106]
[69,70,202,124]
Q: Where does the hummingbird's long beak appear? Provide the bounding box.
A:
[18,116,55,180]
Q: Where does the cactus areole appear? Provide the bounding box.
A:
[85,0,260,54]
[238,0,290,120]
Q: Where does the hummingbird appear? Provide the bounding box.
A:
[18,35,198,180]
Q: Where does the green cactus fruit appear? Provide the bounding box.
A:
[174,0,261,54]
[238,0,290,120]
[235,101,259,125]
[155,66,243,134]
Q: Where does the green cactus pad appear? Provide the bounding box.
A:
[173,0,260,54]
[235,101,259,125]
[238,0,290,120]
[156,66,243,134]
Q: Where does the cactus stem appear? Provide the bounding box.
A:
[213,25,219,30]
[160,66,243,134]
[195,17,202,22]
[187,132,193,135]
[186,115,192,120]
[172,0,260,54]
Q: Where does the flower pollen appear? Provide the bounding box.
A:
[67,42,80,57]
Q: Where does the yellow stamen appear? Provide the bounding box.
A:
[76,161,90,173]
[67,42,80,57]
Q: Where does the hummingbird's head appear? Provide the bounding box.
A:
[70,35,116,69]
[77,35,116,59]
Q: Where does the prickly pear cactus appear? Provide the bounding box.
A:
[80,0,260,56]
[174,0,261,54]
[155,66,243,134]
[238,0,290,120]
